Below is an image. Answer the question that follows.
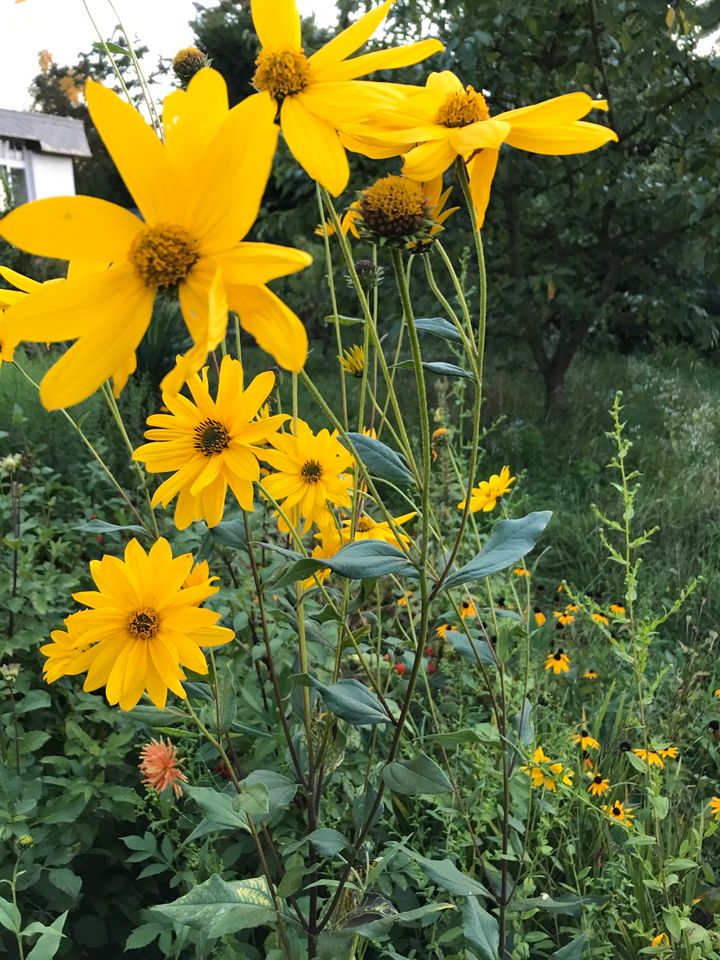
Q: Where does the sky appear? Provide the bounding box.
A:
[0,0,338,111]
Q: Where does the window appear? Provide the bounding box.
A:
[0,138,28,210]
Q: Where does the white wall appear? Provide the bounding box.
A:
[25,150,76,200]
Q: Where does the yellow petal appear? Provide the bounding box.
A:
[426,70,464,96]
[498,92,607,126]
[312,38,443,83]
[86,79,178,223]
[340,129,407,160]
[0,196,141,262]
[298,81,407,124]
[467,149,500,229]
[309,0,393,73]
[163,67,229,176]
[192,92,279,251]
[251,0,301,49]
[228,283,307,372]
[402,137,457,180]
[38,269,154,409]
[448,118,511,158]
[0,266,42,293]
[221,242,311,286]
[281,95,349,195]
[505,120,618,155]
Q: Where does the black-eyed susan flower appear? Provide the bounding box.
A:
[521,747,573,791]
[583,669,600,680]
[591,612,609,625]
[514,567,531,578]
[396,590,414,607]
[533,608,546,627]
[602,800,634,826]
[588,772,610,797]
[573,729,600,751]
[658,746,679,760]
[564,603,579,614]
[261,420,354,533]
[43,538,233,710]
[349,71,617,225]
[1,69,311,409]
[545,649,570,674]
[341,511,416,549]
[339,344,366,378]
[632,748,665,769]
[436,623,452,639]
[133,356,287,529]
[139,737,188,798]
[650,933,669,947]
[460,599,477,620]
[709,797,720,820]
[553,611,575,626]
[247,0,443,195]
[714,688,720,698]
[458,465,515,513]
[609,603,626,616]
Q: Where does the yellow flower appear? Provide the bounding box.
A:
[632,748,665,769]
[44,538,233,710]
[314,218,337,238]
[139,737,188,798]
[533,608,546,627]
[521,747,573,792]
[339,344,365,378]
[588,772,610,797]
[458,465,515,513]
[0,68,311,409]
[602,800,634,826]
[247,0,443,195]
[564,603,579,613]
[513,567,531,578]
[341,511,416,549]
[396,590,414,607]
[714,688,720,698]
[650,933,670,947]
[573,729,600,750]
[133,356,287,529]
[261,420,355,533]
[40,611,93,684]
[0,266,42,367]
[436,623,454,639]
[657,746,679,760]
[460,599,477,620]
[553,611,575,626]
[172,46,209,83]
[302,524,346,589]
[346,173,458,248]
[545,649,570,674]
[583,669,599,680]
[709,797,720,820]
[591,612,609,625]
[350,71,617,225]
[183,559,219,593]
[609,603,626,615]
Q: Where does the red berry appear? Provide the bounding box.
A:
[394,662,407,676]
[428,661,437,674]
[425,646,434,657]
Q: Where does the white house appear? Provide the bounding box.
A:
[0,109,91,210]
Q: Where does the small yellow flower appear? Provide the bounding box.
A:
[588,773,610,797]
[513,567,530,578]
[632,748,665,769]
[435,623,452,639]
[609,603,626,616]
[432,426,449,443]
[573,729,600,751]
[657,746,679,760]
[602,799,634,826]
[314,218,337,238]
[533,608,546,627]
[521,747,573,792]
[564,603,579,613]
[460,599,477,620]
[650,932,669,947]
[183,559,219,593]
[545,649,570,674]
[591,612,609,625]
[709,797,720,819]
[714,688,720,698]
[339,344,366,378]
[458,465,515,513]
[396,590,414,607]
[583,669,599,680]
[341,511,416,549]
[302,524,345,588]
[553,611,575,626]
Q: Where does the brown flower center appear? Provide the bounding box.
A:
[436,85,490,127]
[129,223,199,290]
[301,459,323,484]
[253,47,311,98]
[356,516,375,532]
[359,175,428,239]
[128,608,160,641]
[194,418,231,456]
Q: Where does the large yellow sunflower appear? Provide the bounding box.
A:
[45,538,233,711]
[261,419,355,533]
[349,70,618,225]
[0,68,311,409]
[247,0,443,195]
[133,355,287,529]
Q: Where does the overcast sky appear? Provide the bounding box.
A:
[1,0,339,111]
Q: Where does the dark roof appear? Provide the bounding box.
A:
[0,109,91,158]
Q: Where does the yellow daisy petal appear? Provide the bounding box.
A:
[250,0,302,49]
[281,95,349,195]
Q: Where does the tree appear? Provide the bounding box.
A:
[388,0,720,412]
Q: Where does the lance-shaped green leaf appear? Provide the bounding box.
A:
[152,874,275,938]
[74,519,146,536]
[276,540,418,587]
[463,896,499,960]
[396,359,474,380]
[343,432,414,485]
[383,753,452,795]
[294,674,392,725]
[441,512,552,590]
[23,911,68,960]
[551,932,589,958]
[414,316,464,343]
[445,630,496,665]
[405,852,491,898]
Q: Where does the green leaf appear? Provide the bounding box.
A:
[243,770,297,823]
[15,691,51,715]
[445,630,495,664]
[442,512,552,590]
[664,858,698,872]
[383,754,452,795]
[406,852,490,897]
[182,785,248,835]
[463,896,499,960]
[47,868,81,900]
[294,675,391,726]
[91,40,134,56]
[74,519,146,536]
[323,314,364,326]
[308,828,348,856]
[649,794,670,820]
[125,923,163,950]
[510,894,592,915]
[152,874,274,938]
[326,540,418,579]
[551,932,589,959]
[420,726,498,748]
[344,432,414,485]
[25,911,68,960]
[414,316,464,343]
[208,516,248,550]
[19,730,50,755]
[0,896,20,933]
[395,359,474,380]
